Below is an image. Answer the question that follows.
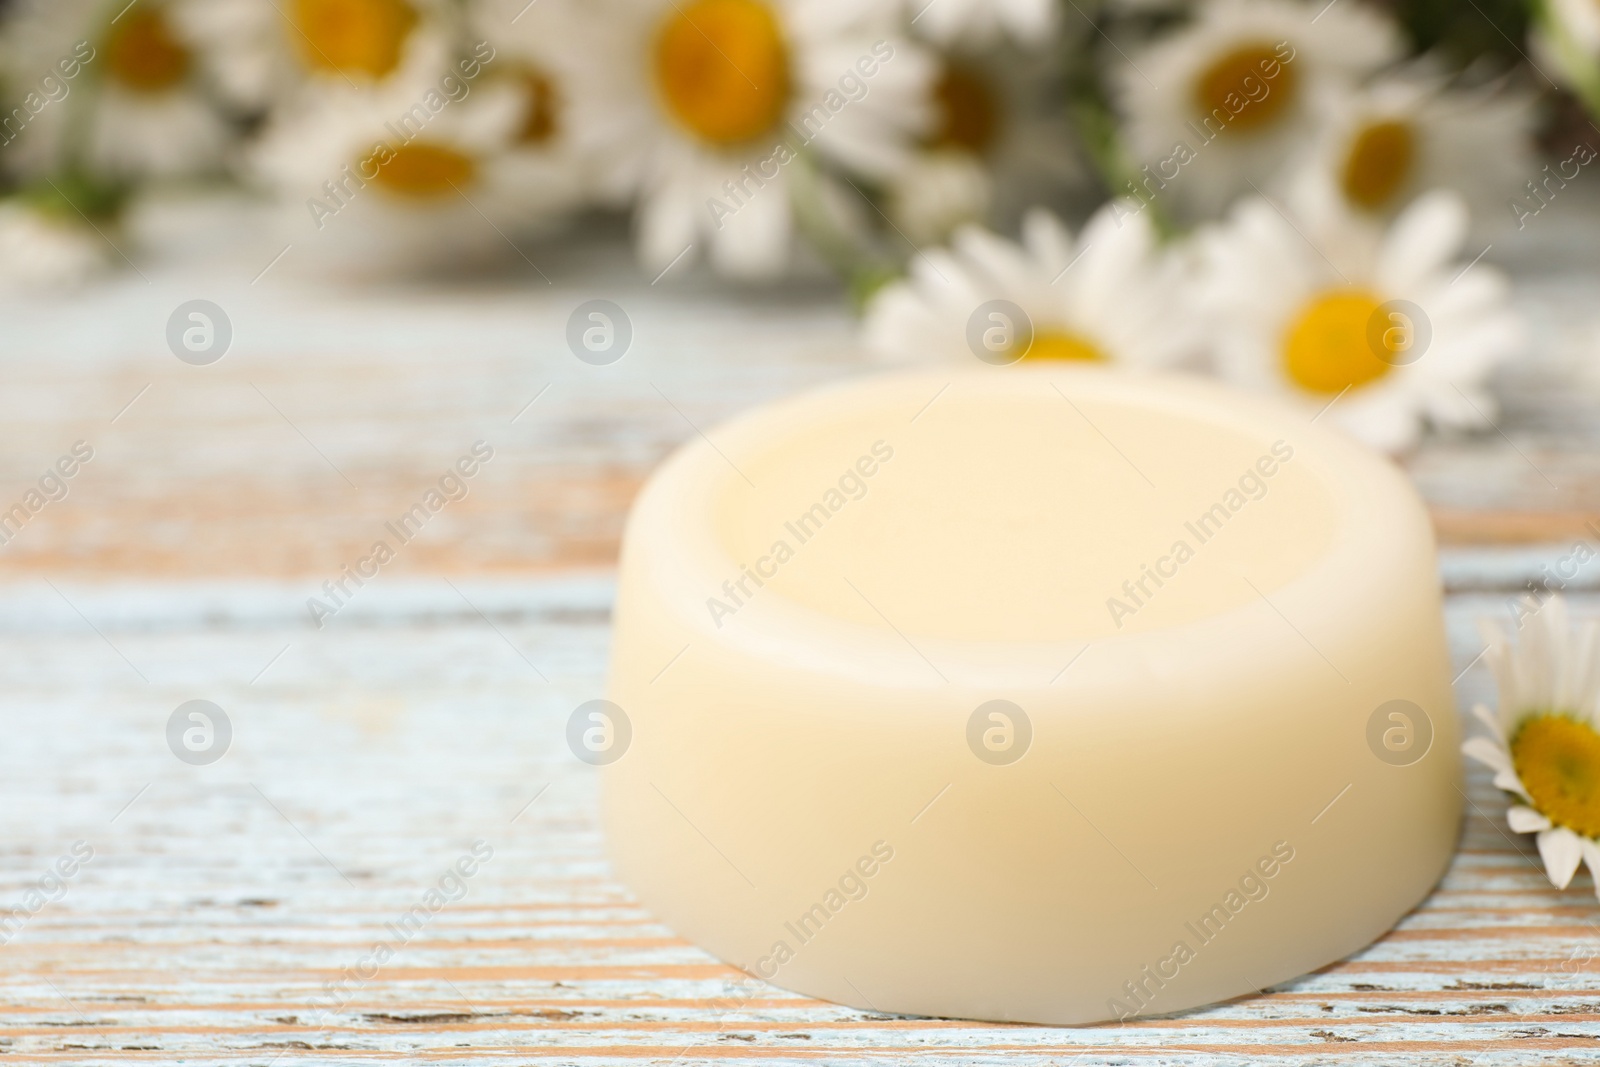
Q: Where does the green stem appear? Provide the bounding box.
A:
[1064,11,1178,239]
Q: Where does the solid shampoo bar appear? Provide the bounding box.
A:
[603,367,1459,1025]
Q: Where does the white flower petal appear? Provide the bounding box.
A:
[1538,828,1585,889]
[1507,805,1552,833]
[1573,619,1600,718]
[860,200,1185,369]
[710,173,792,279]
[1471,703,1506,745]
[1493,768,1533,802]
[1583,839,1600,902]
[1462,735,1513,775]
[1114,0,1403,221]
[1330,391,1423,453]
[1020,209,1075,278]
[0,204,104,288]
[952,225,1036,294]
[1377,190,1467,291]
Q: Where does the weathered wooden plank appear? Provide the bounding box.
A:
[3,217,1600,1060]
[0,234,1598,584]
[0,575,1594,1063]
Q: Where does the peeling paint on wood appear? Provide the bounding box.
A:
[0,581,1594,1064]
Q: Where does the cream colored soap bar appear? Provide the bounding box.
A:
[603,367,1459,1025]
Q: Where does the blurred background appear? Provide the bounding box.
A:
[0,0,1598,556]
[2,0,1600,1061]
[1,0,1599,529]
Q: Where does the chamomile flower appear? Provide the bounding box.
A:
[887,46,1084,243]
[467,0,619,210]
[1196,188,1523,452]
[888,150,993,245]
[1283,70,1534,226]
[252,75,569,273]
[0,199,105,287]
[1,0,232,180]
[902,0,1058,49]
[1463,595,1600,899]
[593,0,935,278]
[863,200,1197,367]
[1115,0,1404,222]
[175,0,457,110]
[1105,0,1188,9]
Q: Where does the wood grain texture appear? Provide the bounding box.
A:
[0,224,1596,582]
[3,218,1600,1062]
[0,578,1595,1064]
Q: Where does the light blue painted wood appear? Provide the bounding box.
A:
[0,575,1593,1064]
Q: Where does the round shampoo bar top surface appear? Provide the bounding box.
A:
[604,366,1460,1026]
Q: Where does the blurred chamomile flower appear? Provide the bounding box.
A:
[468,0,626,211]
[901,0,1058,50]
[1195,187,1522,452]
[175,0,458,110]
[251,74,574,273]
[590,0,936,279]
[887,150,993,246]
[1464,595,1600,899]
[0,198,106,287]
[1282,68,1534,227]
[888,45,1085,244]
[1,0,233,180]
[863,200,1197,367]
[1103,0,1190,10]
[1115,0,1403,222]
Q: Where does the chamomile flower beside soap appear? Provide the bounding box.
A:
[593,0,935,278]
[863,200,1198,368]
[1282,70,1534,226]
[178,0,457,109]
[1464,597,1600,898]
[1114,0,1403,222]
[2,0,232,180]
[1194,188,1523,452]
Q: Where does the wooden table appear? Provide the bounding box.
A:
[2,205,1599,1064]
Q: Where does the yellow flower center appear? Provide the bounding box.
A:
[293,0,418,79]
[1022,329,1106,363]
[1511,714,1600,839]
[1281,289,1393,395]
[653,0,790,146]
[1193,43,1296,133]
[931,62,999,154]
[516,67,561,145]
[371,142,476,199]
[104,7,190,93]
[1341,120,1416,211]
